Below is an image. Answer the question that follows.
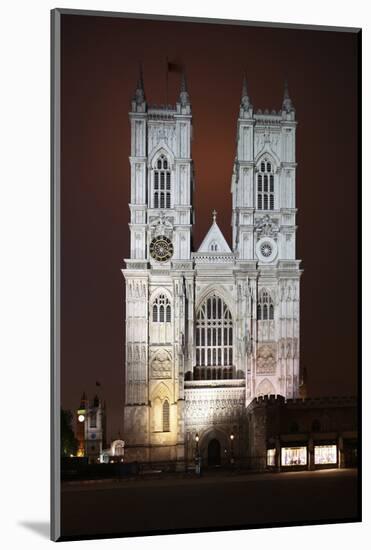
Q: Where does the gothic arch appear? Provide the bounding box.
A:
[151,382,172,433]
[195,285,234,316]
[256,378,276,397]
[150,380,171,402]
[150,287,173,303]
[148,144,175,168]
[255,147,280,171]
[197,427,231,464]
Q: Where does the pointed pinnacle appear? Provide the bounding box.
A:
[242,72,248,98]
[282,78,294,112]
[137,62,144,90]
[180,71,188,93]
[283,78,290,99]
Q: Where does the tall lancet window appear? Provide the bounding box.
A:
[152,294,171,323]
[257,159,274,210]
[194,294,233,380]
[162,400,170,432]
[257,289,274,321]
[153,154,171,209]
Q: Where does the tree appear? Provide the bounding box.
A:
[61,409,78,457]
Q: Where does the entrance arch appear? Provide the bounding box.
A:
[208,438,221,466]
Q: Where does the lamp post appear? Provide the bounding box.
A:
[195,433,201,475]
[230,432,235,466]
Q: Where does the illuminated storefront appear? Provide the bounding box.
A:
[314,444,337,465]
[281,446,307,466]
[267,449,276,466]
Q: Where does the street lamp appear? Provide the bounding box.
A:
[230,433,235,465]
[195,433,201,475]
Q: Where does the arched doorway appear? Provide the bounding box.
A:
[208,438,221,466]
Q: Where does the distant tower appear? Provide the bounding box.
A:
[76,393,106,462]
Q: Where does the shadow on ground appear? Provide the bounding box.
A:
[19,521,50,539]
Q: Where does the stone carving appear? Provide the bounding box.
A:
[149,211,174,239]
[256,378,275,396]
[127,280,147,298]
[148,124,176,151]
[255,215,279,240]
[185,391,245,426]
[257,344,276,374]
[150,349,172,379]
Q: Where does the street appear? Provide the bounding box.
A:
[61,468,359,539]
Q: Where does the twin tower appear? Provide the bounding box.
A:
[122,68,302,467]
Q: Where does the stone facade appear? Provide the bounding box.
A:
[122,70,302,467]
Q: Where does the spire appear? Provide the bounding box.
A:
[282,79,294,113]
[133,63,145,105]
[179,71,190,106]
[212,209,217,223]
[79,392,87,409]
[241,71,252,111]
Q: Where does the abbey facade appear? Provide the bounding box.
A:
[122,69,302,468]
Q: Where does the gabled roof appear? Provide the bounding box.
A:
[197,211,232,253]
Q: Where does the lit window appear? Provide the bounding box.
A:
[153,155,171,209]
[194,293,233,380]
[314,445,337,465]
[257,159,274,210]
[152,294,171,323]
[257,289,274,321]
[281,446,307,466]
[267,449,276,466]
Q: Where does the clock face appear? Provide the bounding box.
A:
[260,242,273,258]
[149,235,174,262]
[256,237,277,263]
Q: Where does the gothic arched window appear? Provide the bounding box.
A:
[152,294,171,323]
[257,159,274,210]
[162,400,170,432]
[154,155,171,209]
[257,290,274,321]
[195,294,233,380]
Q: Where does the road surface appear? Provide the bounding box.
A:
[60,468,359,540]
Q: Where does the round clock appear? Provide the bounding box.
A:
[256,237,277,263]
[78,414,85,423]
[149,235,174,262]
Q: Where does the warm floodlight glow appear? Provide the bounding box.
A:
[195,433,199,442]
[314,445,337,465]
[78,414,85,423]
[281,446,307,466]
[267,449,276,466]
[230,433,235,441]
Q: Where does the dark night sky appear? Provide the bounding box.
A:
[60,14,358,441]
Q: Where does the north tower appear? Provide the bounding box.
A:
[123,69,194,465]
